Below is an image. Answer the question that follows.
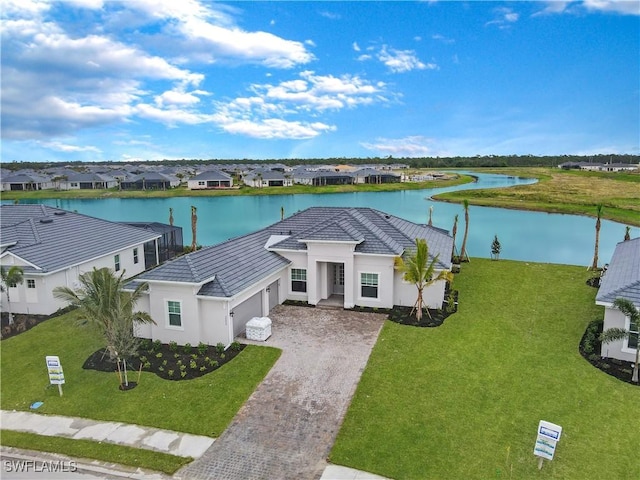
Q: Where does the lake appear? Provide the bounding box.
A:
[11,173,639,266]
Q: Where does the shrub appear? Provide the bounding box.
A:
[216,342,225,354]
[200,366,207,372]
[209,360,219,368]
[139,355,148,363]
[169,341,178,352]
[139,339,152,351]
[179,364,186,372]
[152,339,162,352]
[158,366,164,372]
[191,354,198,360]
[155,352,163,359]
[581,319,603,355]
[183,343,192,354]
[174,353,180,359]
[180,371,187,378]
[197,342,208,355]
[168,370,175,377]
[143,361,151,369]
[162,359,168,366]
[230,341,242,352]
[190,360,198,370]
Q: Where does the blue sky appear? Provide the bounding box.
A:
[1,1,638,162]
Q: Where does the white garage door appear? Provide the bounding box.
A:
[233,291,263,337]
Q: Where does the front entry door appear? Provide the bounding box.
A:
[333,263,344,295]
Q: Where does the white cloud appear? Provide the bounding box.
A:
[486,7,520,27]
[39,141,102,153]
[533,1,639,17]
[218,118,335,139]
[361,136,446,157]
[353,42,361,52]
[377,45,436,73]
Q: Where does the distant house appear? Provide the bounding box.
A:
[60,173,117,190]
[120,172,179,190]
[596,237,640,363]
[0,205,162,316]
[352,168,401,184]
[130,207,453,347]
[243,169,292,187]
[188,170,233,189]
[308,171,355,186]
[0,173,54,192]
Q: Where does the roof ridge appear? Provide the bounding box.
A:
[184,254,203,282]
[28,218,42,244]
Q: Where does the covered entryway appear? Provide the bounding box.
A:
[331,263,344,295]
[232,291,263,337]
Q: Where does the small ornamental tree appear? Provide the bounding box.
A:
[491,235,502,260]
[1,266,24,324]
[394,238,454,321]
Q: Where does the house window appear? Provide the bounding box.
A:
[114,254,120,272]
[9,281,17,288]
[167,301,182,327]
[628,318,638,350]
[133,248,139,264]
[291,268,307,292]
[27,279,36,289]
[198,181,205,185]
[361,273,379,298]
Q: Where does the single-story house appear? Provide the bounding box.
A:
[120,173,179,190]
[59,173,117,190]
[243,169,292,187]
[596,237,639,363]
[1,173,54,192]
[188,170,234,189]
[0,205,162,316]
[352,168,401,184]
[131,207,453,347]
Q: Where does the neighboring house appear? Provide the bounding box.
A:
[120,172,179,190]
[243,169,292,187]
[121,222,184,265]
[0,205,162,316]
[352,168,401,184]
[596,237,640,363]
[131,207,453,348]
[60,173,117,190]
[0,173,54,192]
[188,170,234,189]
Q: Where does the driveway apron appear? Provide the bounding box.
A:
[176,305,385,480]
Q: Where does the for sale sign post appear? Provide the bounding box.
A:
[533,420,562,469]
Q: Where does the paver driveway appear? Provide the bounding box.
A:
[176,304,385,480]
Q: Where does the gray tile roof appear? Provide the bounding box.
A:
[596,237,640,308]
[136,207,453,298]
[0,205,160,274]
[191,170,232,181]
[269,207,453,268]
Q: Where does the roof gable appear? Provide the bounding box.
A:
[596,237,640,307]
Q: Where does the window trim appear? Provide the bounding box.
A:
[114,254,121,272]
[166,300,183,330]
[26,279,36,289]
[291,268,307,293]
[133,248,139,265]
[360,272,379,299]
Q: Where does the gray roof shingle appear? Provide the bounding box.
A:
[136,207,453,298]
[596,237,640,308]
[1,205,161,273]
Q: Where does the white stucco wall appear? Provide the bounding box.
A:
[601,306,638,363]
[0,243,149,316]
[393,273,448,309]
[353,254,396,309]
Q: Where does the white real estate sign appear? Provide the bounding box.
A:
[533,420,562,464]
[45,355,65,396]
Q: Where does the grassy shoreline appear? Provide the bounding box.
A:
[434,167,640,226]
[0,174,472,201]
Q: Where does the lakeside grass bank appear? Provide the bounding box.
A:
[435,167,640,226]
[330,259,637,480]
[0,174,471,201]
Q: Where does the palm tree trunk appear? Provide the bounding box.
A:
[191,206,197,252]
[6,290,14,325]
[460,202,470,261]
[591,217,601,270]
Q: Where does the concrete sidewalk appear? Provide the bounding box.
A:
[0,410,214,459]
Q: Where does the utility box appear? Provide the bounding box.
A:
[245,317,272,341]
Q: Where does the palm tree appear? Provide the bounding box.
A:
[394,238,454,321]
[451,214,459,260]
[1,266,24,325]
[169,207,174,226]
[624,225,631,241]
[600,298,639,383]
[459,199,470,262]
[54,268,154,386]
[590,204,603,270]
[191,205,198,252]
[428,205,433,227]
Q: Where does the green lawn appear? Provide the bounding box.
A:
[0,313,281,437]
[330,259,638,480]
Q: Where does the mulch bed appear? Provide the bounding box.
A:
[83,340,245,381]
[579,319,638,386]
